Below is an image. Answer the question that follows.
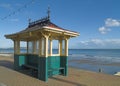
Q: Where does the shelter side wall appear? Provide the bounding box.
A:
[38,57,48,82]
[14,54,68,81]
[14,54,27,70]
[48,56,68,76]
[60,56,68,76]
[27,54,38,66]
[48,56,60,77]
[14,54,38,69]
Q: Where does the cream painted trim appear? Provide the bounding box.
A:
[65,39,68,56]
[43,26,80,36]
[14,40,20,54]
[50,54,60,56]
[39,38,42,56]
[50,39,52,56]
[32,41,36,54]
[44,36,48,57]
[65,30,79,35]
[43,26,64,32]
[14,40,16,54]
[59,40,62,56]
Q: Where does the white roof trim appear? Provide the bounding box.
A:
[43,26,79,36]
[43,26,64,32]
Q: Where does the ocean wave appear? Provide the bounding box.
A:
[69,54,120,63]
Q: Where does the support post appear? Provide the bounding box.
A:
[39,38,42,56]
[14,40,20,54]
[14,40,16,54]
[27,41,29,54]
[49,39,52,56]
[17,40,20,54]
[59,39,62,56]
[65,39,68,56]
[44,36,48,57]
[60,38,68,76]
[14,40,22,70]
[33,41,37,54]
[38,36,48,82]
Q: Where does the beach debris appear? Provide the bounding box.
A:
[99,68,102,72]
[114,72,120,76]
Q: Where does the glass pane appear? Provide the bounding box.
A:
[20,42,27,53]
[52,40,59,54]
[62,40,65,55]
[36,41,39,54]
[28,41,33,54]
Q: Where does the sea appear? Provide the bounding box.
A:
[0,49,120,75]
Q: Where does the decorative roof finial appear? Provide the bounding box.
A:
[47,6,50,19]
[28,18,31,24]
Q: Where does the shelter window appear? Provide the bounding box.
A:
[20,41,27,54]
[28,41,33,54]
[52,40,59,55]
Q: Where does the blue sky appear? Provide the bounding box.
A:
[0,0,120,49]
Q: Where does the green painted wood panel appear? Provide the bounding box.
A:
[60,56,68,76]
[14,54,68,82]
[14,54,27,70]
[48,56,60,77]
[19,55,26,66]
[38,57,48,82]
[27,54,38,66]
[14,55,19,70]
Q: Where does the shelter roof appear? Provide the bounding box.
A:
[5,17,79,40]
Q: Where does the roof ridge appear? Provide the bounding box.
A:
[28,17,50,28]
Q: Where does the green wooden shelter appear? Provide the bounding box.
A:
[5,14,79,81]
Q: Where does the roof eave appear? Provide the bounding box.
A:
[43,26,80,37]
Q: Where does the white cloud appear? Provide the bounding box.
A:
[98,18,120,34]
[80,39,105,45]
[105,18,120,27]
[90,39,105,45]
[79,39,120,49]
[0,3,12,9]
[105,39,120,44]
[98,26,111,34]
[80,41,89,45]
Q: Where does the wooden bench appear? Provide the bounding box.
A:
[22,64,38,70]
[22,65,65,76]
[22,64,38,76]
[48,67,65,76]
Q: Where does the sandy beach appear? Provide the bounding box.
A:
[0,54,120,86]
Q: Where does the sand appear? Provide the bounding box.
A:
[0,55,120,86]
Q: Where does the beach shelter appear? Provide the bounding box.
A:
[5,12,79,81]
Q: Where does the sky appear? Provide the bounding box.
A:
[0,0,120,49]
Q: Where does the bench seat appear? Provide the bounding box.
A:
[22,64,38,70]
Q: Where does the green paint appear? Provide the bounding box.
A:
[27,54,38,66]
[14,54,68,82]
[38,57,48,82]
[19,55,26,66]
[14,54,27,70]
[60,56,68,76]
[48,56,60,77]
[47,56,68,77]
[14,55,19,70]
